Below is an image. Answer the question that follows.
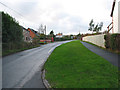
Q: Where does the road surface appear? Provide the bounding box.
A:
[3,41,72,88]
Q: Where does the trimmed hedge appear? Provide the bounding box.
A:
[104,34,120,51]
[55,38,72,41]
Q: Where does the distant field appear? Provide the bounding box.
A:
[44,40,118,88]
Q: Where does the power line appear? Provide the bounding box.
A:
[0,1,39,30]
[0,2,24,17]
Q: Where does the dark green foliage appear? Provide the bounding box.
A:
[55,37,71,41]
[2,42,40,56]
[50,30,54,35]
[88,19,103,33]
[104,34,120,51]
[2,12,23,43]
[110,34,117,50]
[39,34,45,39]
[88,19,94,31]
[2,12,40,56]
[104,34,110,49]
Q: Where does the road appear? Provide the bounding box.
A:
[3,41,72,88]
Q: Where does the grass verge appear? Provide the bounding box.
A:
[2,45,40,57]
[82,41,120,55]
[44,40,119,88]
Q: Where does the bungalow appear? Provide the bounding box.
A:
[28,28,40,39]
[108,0,120,33]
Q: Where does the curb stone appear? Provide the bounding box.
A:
[41,41,73,89]
[41,69,53,89]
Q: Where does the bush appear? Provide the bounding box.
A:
[104,34,110,49]
[2,12,23,43]
[104,34,120,51]
[2,12,40,56]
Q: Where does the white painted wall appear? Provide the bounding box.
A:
[118,1,120,33]
[83,34,105,48]
[113,0,120,33]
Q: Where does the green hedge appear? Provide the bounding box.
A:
[55,38,72,41]
[2,12,41,56]
[104,34,120,51]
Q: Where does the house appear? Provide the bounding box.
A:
[56,33,63,38]
[22,27,32,42]
[107,0,120,33]
[28,28,40,39]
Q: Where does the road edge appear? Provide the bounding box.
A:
[41,69,52,89]
[41,40,73,89]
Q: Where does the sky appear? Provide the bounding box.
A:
[0,0,115,35]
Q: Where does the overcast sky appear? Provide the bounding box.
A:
[0,0,115,35]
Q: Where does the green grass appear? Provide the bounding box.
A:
[44,40,119,88]
[83,41,120,55]
[2,45,40,57]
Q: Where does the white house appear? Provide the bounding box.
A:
[56,33,63,38]
[108,0,120,33]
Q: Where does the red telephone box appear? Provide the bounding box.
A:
[51,37,54,42]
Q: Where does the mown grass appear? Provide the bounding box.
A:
[44,40,119,88]
[83,41,120,55]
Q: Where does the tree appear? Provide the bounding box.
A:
[49,30,55,41]
[2,12,23,43]
[98,22,103,31]
[88,19,94,32]
[93,24,98,33]
[88,19,103,33]
[50,30,54,35]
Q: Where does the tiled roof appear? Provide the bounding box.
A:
[29,28,40,37]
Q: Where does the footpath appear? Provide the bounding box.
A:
[81,41,120,70]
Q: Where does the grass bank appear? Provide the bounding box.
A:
[44,40,118,88]
[2,45,40,57]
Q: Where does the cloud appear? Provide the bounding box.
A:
[0,0,114,34]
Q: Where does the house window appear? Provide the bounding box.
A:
[26,37,28,40]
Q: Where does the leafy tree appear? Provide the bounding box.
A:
[50,30,54,35]
[88,19,94,32]
[93,24,98,32]
[77,33,81,36]
[98,22,103,31]
[39,33,45,39]
[49,30,56,40]
[88,19,103,33]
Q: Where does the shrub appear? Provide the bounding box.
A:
[110,34,117,50]
[104,33,120,51]
[104,34,110,49]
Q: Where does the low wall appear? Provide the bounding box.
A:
[83,34,105,48]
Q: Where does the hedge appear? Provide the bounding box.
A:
[104,34,120,51]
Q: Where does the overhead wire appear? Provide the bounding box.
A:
[0,1,39,30]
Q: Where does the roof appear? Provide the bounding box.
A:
[28,28,40,37]
[110,0,116,17]
[22,26,30,32]
[56,33,63,36]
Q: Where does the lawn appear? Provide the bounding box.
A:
[44,40,119,88]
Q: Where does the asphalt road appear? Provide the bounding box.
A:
[3,41,72,88]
